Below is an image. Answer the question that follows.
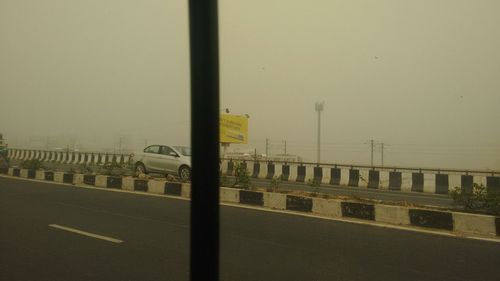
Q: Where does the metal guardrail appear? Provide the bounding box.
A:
[220,158,500,176]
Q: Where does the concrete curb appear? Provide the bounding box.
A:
[1,168,498,239]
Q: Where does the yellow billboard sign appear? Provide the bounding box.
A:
[220,114,248,144]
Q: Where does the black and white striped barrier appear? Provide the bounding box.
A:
[2,167,498,239]
[221,160,500,195]
[220,187,499,238]
[6,148,131,166]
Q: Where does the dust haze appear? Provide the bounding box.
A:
[1,0,499,170]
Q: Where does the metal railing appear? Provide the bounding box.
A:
[220,158,500,176]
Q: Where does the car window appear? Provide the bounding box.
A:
[144,145,160,154]
[173,146,191,156]
[160,146,175,155]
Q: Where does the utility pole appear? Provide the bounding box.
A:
[315,102,324,164]
[381,142,384,167]
[265,138,269,157]
[284,140,287,155]
[370,139,374,166]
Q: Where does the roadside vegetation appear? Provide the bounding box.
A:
[232,162,251,189]
[20,159,43,170]
[449,183,500,215]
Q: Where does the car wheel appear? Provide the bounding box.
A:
[135,163,146,174]
[179,166,191,181]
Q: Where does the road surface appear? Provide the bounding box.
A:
[1,177,498,281]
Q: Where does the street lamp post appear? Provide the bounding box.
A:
[315,102,324,164]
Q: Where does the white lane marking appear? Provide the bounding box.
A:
[48,224,123,244]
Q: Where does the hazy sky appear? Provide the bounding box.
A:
[1,0,499,169]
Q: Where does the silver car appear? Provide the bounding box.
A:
[131,145,191,180]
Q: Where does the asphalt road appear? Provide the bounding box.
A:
[1,177,499,281]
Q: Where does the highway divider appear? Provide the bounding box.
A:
[2,167,499,239]
[6,148,131,167]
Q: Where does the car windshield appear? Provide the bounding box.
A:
[173,146,191,156]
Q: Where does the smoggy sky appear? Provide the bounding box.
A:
[1,0,499,170]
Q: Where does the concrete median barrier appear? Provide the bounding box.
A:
[20,169,29,178]
[341,202,375,221]
[54,172,64,183]
[148,180,165,194]
[106,176,122,189]
[122,177,135,191]
[74,174,84,185]
[35,170,45,180]
[375,205,410,225]
[220,187,239,203]
[239,190,264,206]
[134,179,148,192]
[263,192,286,210]
[409,209,453,231]
[165,182,182,196]
[312,198,342,218]
[453,212,497,236]
[181,183,191,198]
[286,195,313,212]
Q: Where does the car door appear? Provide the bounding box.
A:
[159,146,181,174]
[142,145,162,172]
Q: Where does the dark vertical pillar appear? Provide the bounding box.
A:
[226,160,234,176]
[252,162,260,178]
[188,0,220,280]
[412,172,424,192]
[282,164,290,181]
[389,171,402,191]
[266,163,275,179]
[461,175,473,194]
[486,176,500,193]
[435,174,449,194]
[296,165,306,182]
[330,168,341,185]
[367,170,379,189]
[313,166,322,184]
[348,169,359,187]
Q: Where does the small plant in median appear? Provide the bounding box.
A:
[269,175,283,192]
[99,162,127,176]
[232,162,251,189]
[307,178,321,196]
[77,163,95,174]
[20,159,43,170]
[449,183,500,215]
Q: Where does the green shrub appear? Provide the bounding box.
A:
[232,162,251,189]
[99,162,125,176]
[449,183,500,215]
[269,175,283,192]
[20,159,43,170]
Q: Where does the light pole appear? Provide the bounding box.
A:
[315,102,324,164]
